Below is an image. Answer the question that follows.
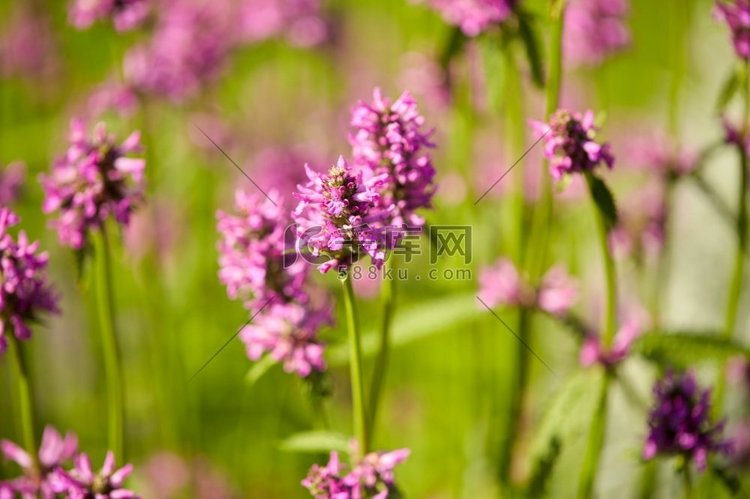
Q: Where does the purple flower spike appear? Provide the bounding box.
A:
[425,0,517,37]
[41,119,145,250]
[565,0,630,65]
[643,371,733,471]
[1,425,78,497]
[716,0,750,60]
[302,448,409,498]
[69,0,149,31]
[350,88,437,230]
[56,451,138,498]
[531,109,614,181]
[0,209,59,354]
[293,156,389,273]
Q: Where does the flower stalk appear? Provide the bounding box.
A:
[341,271,369,455]
[7,334,40,475]
[368,260,396,445]
[93,225,125,461]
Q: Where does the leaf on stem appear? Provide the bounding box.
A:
[586,173,618,231]
[517,9,545,87]
[631,331,750,368]
[279,430,350,454]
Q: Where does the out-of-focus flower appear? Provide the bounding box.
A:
[0,162,25,206]
[302,449,409,498]
[565,0,630,65]
[350,88,436,230]
[138,452,238,498]
[729,420,750,467]
[398,52,451,108]
[88,82,140,118]
[1,426,77,497]
[478,258,577,316]
[531,109,614,180]
[609,182,666,261]
[250,147,322,204]
[579,317,641,367]
[715,0,750,60]
[124,0,234,102]
[41,119,145,249]
[624,133,698,178]
[69,0,150,31]
[0,209,59,353]
[424,0,517,37]
[293,156,389,273]
[124,197,182,263]
[722,118,750,156]
[56,451,138,498]
[0,6,60,82]
[217,190,332,377]
[643,371,732,471]
[237,0,329,47]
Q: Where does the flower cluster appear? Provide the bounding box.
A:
[237,0,329,47]
[715,0,750,60]
[565,0,630,65]
[425,0,517,37]
[532,109,614,180]
[478,258,577,317]
[350,88,436,229]
[302,449,410,499]
[69,0,150,31]
[123,0,235,103]
[0,162,25,206]
[0,209,59,354]
[41,119,145,249]
[643,371,732,470]
[217,190,331,377]
[55,452,137,498]
[293,156,389,273]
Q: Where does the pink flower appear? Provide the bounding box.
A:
[0,6,60,82]
[0,209,59,354]
[236,0,329,47]
[608,182,666,261]
[69,0,150,31]
[88,82,140,118]
[293,156,389,273]
[0,162,25,206]
[478,258,577,316]
[565,0,630,65]
[531,109,614,181]
[1,426,77,498]
[716,0,750,59]
[350,88,437,230]
[55,452,138,498]
[41,119,145,249]
[424,0,517,37]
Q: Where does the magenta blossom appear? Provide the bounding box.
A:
[293,156,389,273]
[88,82,140,119]
[643,371,732,471]
[624,133,698,177]
[69,0,149,31]
[0,162,25,206]
[609,182,666,261]
[531,109,614,181]
[565,0,630,65]
[236,0,329,47]
[350,88,436,230]
[302,449,410,498]
[1,426,77,498]
[424,0,516,37]
[716,0,750,59]
[478,258,577,317]
[41,119,145,249]
[579,318,641,367]
[55,452,137,498]
[0,6,60,82]
[0,209,59,353]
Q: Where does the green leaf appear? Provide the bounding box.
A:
[585,173,618,231]
[525,371,604,495]
[327,293,476,365]
[517,9,545,87]
[244,354,277,386]
[710,464,744,496]
[278,431,350,454]
[631,331,750,368]
[716,69,740,113]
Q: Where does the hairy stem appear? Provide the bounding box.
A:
[341,272,369,455]
[8,335,39,474]
[93,226,125,460]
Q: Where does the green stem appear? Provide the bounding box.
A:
[577,372,611,499]
[7,335,39,474]
[368,261,396,446]
[683,467,693,499]
[341,272,369,455]
[93,226,125,460]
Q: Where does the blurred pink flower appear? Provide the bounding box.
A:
[139,452,238,498]
[716,0,750,60]
[0,162,25,206]
[237,0,329,47]
[623,132,698,177]
[88,82,140,118]
[69,0,150,31]
[41,119,146,249]
[124,197,182,263]
[424,0,516,37]
[579,301,649,367]
[608,182,666,261]
[565,0,630,66]
[0,6,60,81]
[250,147,323,204]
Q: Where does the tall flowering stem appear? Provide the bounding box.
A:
[341,272,370,455]
[93,226,125,461]
[7,336,39,475]
[368,260,396,440]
